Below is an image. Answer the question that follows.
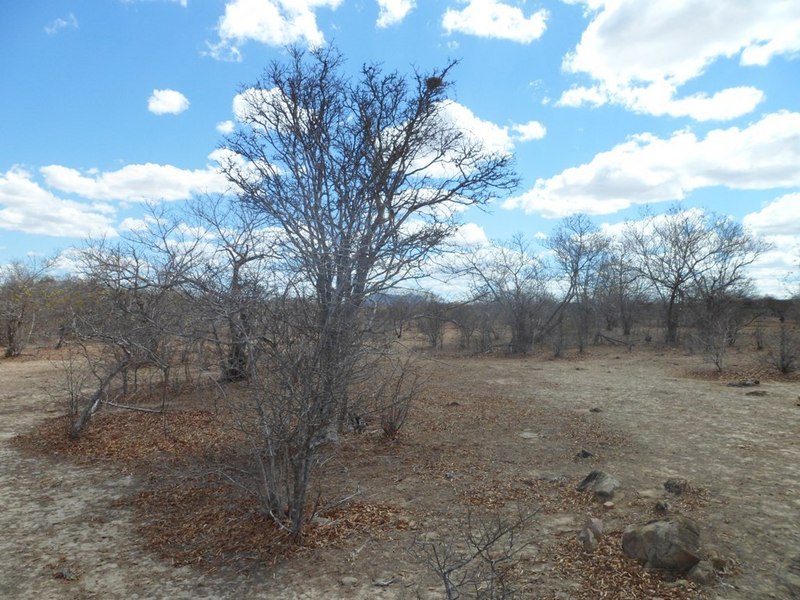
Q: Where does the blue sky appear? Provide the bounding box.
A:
[1,0,799,295]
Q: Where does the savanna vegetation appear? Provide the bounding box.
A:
[2,46,798,599]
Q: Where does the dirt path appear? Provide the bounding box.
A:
[1,348,798,599]
[459,349,800,599]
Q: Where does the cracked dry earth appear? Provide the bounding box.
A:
[1,346,799,599]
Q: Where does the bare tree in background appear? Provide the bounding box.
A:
[218,45,517,537]
[0,260,50,358]
[546,214,609,352]
[624,206,767,345]
[594,242,648,337]
[464,234,547,354]
[184,195,275,381]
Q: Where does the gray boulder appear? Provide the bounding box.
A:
[621,518,701,572]
[577,470,620,499]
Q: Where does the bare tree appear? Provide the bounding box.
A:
[0,259,50,358]
[217,45,517,537]
[464,235,547,354]
[593,242,648,337]
[183,195,276,381]
[546,214,609,352]
[624,206,768,345]
[411,508,538,599]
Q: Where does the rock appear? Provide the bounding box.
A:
[687,561,716,585]
[654,500,671,514]
[519,431,538,439]
[576,449,594,459]
[727,379,760,387]
[53,568,79,581]
[664,477,689,495]
[340,576,359,587]
[777,554,800,597]
[621,518,701,572]
[603,501,615,510]
[577,528,598,553]
[577,470,620,499]
[583,517,604,540]
[746,390,768,396]
[589,407,603,413]
[311,516,333,527]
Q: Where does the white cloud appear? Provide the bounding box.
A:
[451,222,490,247]
[743,195,800,237]
[559,0,800,120]
[45,13,78,35]
[743,196,800,296]
[511,120,546,142]
[505,111,800,217]
[440,100,514,154]
[208,0,343,60]
[558,82,764,122]
[377,0,415,27]
[216,120,235,134]
[442,0,548,44]
[147,89,190,115]
[40,160,228,203]
[0,167,115,238]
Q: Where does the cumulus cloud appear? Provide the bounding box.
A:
[147,89,190,115]
[208,0,342,60]
[442,0,548,44]
[744,195,800,237]
[743,195,800,296]
[451,222,490,247]
[216,120,235,134]
[558,0,800,120]
[505,111,800,217]
[558,82,764,122]
[440,100,514,154]
[377,0,415,27]
[511,120,546,142]
[40,159,228,203]
[0,167,115,238]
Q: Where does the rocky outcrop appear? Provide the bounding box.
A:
[577,470,620,499]
[621,518,701,572]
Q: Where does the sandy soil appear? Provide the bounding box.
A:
[1,345,798,599]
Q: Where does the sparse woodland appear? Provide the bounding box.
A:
[2,46,799,599]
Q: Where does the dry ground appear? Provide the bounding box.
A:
[1,343,798,599]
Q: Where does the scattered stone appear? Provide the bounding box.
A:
[622,518,701,572]
[664,477,689,495]
[746,390,768,397]
[727,379,760,387]
[373,577,396,588]
[577,470,621,499]
[687,560,716,585]
[311,516,333,527]
[340,576,359,587]
[53,568,79,581]
[577,527,598,553]
[445,471,458,481]
[583,517,604,540]
[777,554,800,597]
[603,501,615,510]
[637,488,664,499]
[589,407,603,413]
[655,500,671,514]
[519,431,538,439]
[575,449,594,459]
[446,401,460,407]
